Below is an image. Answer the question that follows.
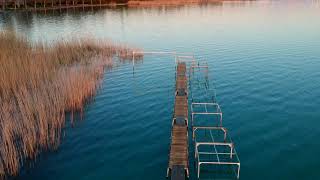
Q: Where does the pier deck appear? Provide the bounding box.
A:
[167,62,189,180]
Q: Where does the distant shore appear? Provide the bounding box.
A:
[127,0,237,7]
[128,0,220,7]
[0,0,248,11]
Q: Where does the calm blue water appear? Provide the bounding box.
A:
[1,1,320,179]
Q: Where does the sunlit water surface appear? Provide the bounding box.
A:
[1,1,320,179]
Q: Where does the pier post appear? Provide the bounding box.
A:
[34,0,36,9]
[197,163,200,179]
[237,164,240,179]
[132,51,135,70]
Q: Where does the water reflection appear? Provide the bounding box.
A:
[0,2,230,39]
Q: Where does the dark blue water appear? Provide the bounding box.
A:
[1,1,320,179]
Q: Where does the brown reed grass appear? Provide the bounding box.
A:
[0,31,142,178]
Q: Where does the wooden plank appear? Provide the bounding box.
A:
[171,165,185,180]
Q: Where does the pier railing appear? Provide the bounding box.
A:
[185,56,241,179]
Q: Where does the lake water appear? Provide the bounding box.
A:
[1,0,320,179]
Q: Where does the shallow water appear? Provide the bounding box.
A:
[1,0,320,179]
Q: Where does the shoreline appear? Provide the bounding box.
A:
[0,0,250,11]
[127,0,240,7]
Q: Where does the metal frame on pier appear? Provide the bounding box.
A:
[193,127,241,179]
[187,58,241,179]
[195,142,240,179]
[191,102,223,127]
[192,126,227,141]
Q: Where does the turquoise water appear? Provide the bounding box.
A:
[1,1,320,179]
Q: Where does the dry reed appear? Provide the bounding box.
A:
[0,31,142,178]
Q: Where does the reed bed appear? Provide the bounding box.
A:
[0,31,142,178]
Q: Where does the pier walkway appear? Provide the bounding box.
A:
[167,62,189,180]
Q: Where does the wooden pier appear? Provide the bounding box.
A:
[130,52,240,179]
[167,62,189,180]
